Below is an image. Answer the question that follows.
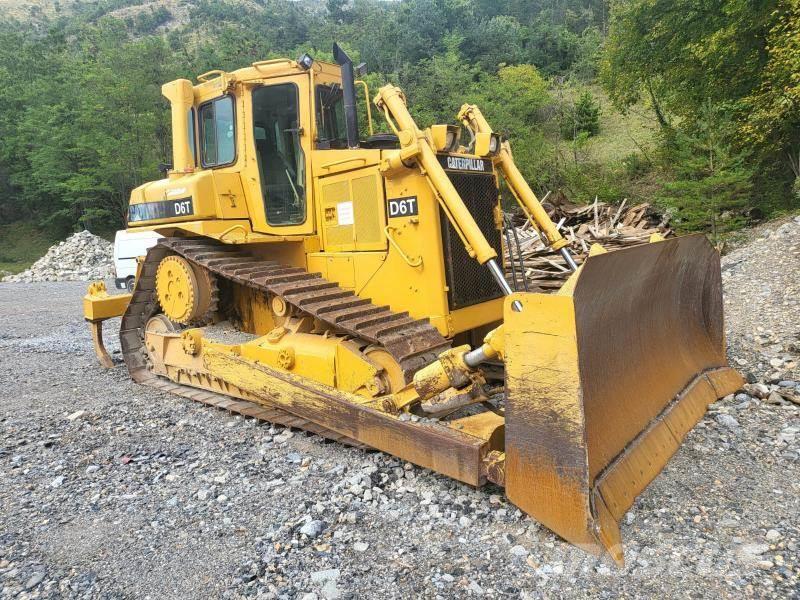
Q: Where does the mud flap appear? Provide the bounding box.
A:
[503,235,743,564]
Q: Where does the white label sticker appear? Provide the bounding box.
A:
[337,201,354,226]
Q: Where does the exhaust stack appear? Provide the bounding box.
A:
[162,79,195,175]
[333,43,359,149]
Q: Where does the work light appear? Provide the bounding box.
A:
[475,132,502,157]
[430,124,461,152]
[297,53,314,70]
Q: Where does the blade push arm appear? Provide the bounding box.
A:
[458,104,578,271]
[374,86,516,299]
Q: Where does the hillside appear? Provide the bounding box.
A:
[0,0,797,241]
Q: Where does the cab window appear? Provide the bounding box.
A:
[315,84,347,149]
[188,108,196,162]
[252,84,306,225]
[199,95,235,167]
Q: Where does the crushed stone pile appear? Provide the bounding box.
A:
[3,230,113,283]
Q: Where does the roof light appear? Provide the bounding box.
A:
[297,53,314,70]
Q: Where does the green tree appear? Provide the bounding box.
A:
[657,103,754,236]
[561,90,600,139]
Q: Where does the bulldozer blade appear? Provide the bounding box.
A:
[503,235,742,565]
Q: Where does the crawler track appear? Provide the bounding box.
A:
[118,237,451,442]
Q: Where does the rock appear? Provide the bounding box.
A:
[756,560,774,570]
[715,414,739,430]
[738,543,770,558]
[24,571,45,590]
[352,541,369,552]
[765,392,787,405]
[468,580,484,595]
[745,383,770,399]
[50,475,65,488]
[4,231,113,283]
[196,488,212,501]
[300,520,327,539]
[66,410,86,421]
[85,465,100,474]
[765,529,781,542]
[320,579,340,600]
[778,380,796,388]
[510,544,528,557]
[310,569,340,583]
[769,358,784,368]
[734,393,750,402]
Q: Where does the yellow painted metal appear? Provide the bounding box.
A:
[502,235,743,565]
[458,104,567,251]
[126,60,505,343]
[449,411,504,448]
[473,132,500,157]
[155,256,201,324]
[201,345,488,484]
[99,55,748,567]
[83,281,132,369]
[444,298,503,339]
[429,124,460,152]
[161,79,195,175]
[83,281,132,321]
[384,225,422,267]
[375,85,498,264]
[227,329,386,397]
[317,166,388,252]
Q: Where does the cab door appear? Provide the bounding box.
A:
[243,77,315,235]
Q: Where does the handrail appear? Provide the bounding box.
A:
[252,59,296,68]
[197,69,226,83]
[320,157,368,170]
[384,225,422,268]
[355,80,374,137]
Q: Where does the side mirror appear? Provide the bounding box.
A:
[159,162,173,175]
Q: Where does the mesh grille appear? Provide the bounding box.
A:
[440,172,503,310]
[322,180,352,248]
[352,174,382,247]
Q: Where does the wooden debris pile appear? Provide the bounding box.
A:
[504,197,672,292]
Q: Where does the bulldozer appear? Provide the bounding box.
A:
[83,44,741,564]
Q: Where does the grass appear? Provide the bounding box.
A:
[548,83,659,165]
[0,221,60,274]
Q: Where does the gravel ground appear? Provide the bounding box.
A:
[1,223,799,598]
[723,215,800,383]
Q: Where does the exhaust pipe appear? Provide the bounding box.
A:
[333,43,359,149]
[161,79,195,175]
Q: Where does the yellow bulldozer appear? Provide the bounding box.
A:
[83,44,741,564]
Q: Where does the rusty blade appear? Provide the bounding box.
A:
[504,235,742,564]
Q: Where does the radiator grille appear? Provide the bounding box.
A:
[440,171,503,310]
